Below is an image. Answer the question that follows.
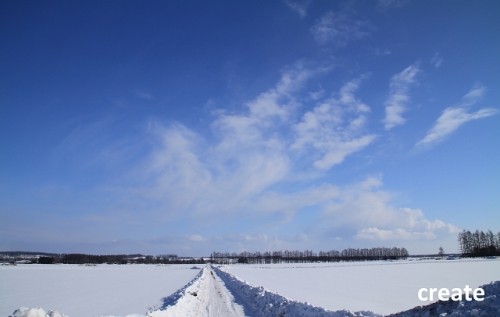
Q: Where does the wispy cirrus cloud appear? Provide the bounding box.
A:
[140,63,316,220]
[134,65,379,226]
[132,65,458,253]
[416,85,498,147]
[292,78,376,170]
[431,52,443,68]
[383,63,420,130]
[134,90,155,101]
[284,0,310,18]
[311,11,373,46]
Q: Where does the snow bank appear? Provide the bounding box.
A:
[9,307,148,317]
[213,266,381,317]
[9,307,66,317]
[148,267,204,312]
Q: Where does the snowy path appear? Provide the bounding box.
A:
[148,266,246,317]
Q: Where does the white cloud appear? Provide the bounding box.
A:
[132,67,380,235]
[416,107,497,146]
[292,79,375,170]
[308,88,325,101]
[211,233,291,252]
[110,62,462,254]
[383,63,420,130]
[431,52,443,68]
[134,90,155,101]
[312,135,375,170]
[188,234,205,242]
[213,63,314,148]
[143,123,212,211]
[252,184,340,216]
[284,0,310,18]
[356,228,433,240]
[143,73,381,224]
[320,177,459,242]
[140,64,316,219]
[417,85,498,147]
[461,85,486,106]
[145,122,291,218]
[246,64,313,121]
[311,11,372,46]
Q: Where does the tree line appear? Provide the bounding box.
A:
[36,253,205,265]
[458,230,500,257]
[210,247,409,264]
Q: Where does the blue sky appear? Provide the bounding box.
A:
[1,0,499,256]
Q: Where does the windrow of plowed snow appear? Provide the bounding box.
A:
[213,266,380,317]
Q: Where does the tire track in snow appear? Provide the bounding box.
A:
[148,265,246,317]
[205,268,247,316]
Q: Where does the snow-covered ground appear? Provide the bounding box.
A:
[0,264,199,317]
[3,259,500,317]
[221,258,500,315]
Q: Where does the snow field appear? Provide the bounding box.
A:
[0,264,200,317]
[221,258,500,315]
[2,264,389,317]
[4,259,500,317]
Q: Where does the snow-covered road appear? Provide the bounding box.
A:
[149,266,246,317]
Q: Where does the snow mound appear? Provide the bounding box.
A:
[389,281,500,317]
[149,267,204,312]
[9,307,146,317]
[9,307,67,317]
